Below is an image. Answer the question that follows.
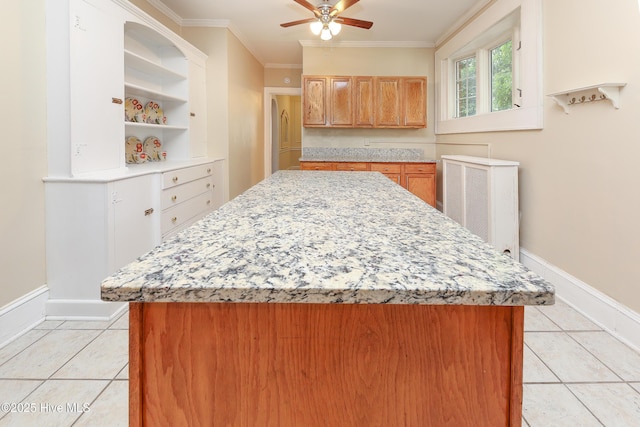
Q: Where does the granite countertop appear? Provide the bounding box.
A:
[101,171,554,305]
[299,147,436,163]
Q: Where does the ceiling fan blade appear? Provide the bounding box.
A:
[330,0,360,16]
[280,18,317,28]
[294,0,321,17]
[335,16,373,29]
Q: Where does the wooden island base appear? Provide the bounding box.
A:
[129,303,524,426]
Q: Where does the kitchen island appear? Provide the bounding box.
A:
[101,171,554,426]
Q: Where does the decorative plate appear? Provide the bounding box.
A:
[144,136,163,161]
[124,97,145,122]
[125,136,146,164]
[144,101,164,125]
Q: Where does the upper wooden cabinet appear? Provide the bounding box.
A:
[302,75,426,129]
[374,77,402,127]
[402,78,427,127]
[329,76,354,126]
[303,77,328,126]
[354,77,374,127]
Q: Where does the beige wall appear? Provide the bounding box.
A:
[181,27,265,200]
[181,26,231,201]
[265,67,302,88]
[436,0,640,312]
[227,32,265,198]
[0,0,48,308]
[302,46,435,154]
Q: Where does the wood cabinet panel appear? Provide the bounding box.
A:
[354,77,374,127]
[406,173,436,207]
[403,78,427,127]
[303,77,328,126]
[374,77,402,127]
[130,303,523,426]
[329,77,353,126]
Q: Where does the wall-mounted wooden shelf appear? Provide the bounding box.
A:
[548,83,626,114]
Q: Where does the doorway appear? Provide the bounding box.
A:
[263,87,302,179]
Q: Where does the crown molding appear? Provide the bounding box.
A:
[181,19,231,28]
[299,40,435,49]
[146,0,184,26]
[265,64,303,69]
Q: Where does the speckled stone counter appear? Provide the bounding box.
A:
[299,147,436,163]
[101,170,553,305]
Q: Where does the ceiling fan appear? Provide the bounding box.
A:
[281,0,373,40]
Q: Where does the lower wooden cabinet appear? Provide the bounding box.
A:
[300,161,436,207]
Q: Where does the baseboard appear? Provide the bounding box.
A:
[0,286,49,349]
[45,299,128,321]
[520,248,640,353]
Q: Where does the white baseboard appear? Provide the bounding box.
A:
[0,286,48,349]
[520,248,640,353]
[45,299,127,321]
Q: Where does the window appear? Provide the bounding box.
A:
[490,40,513,112]
[435,0,543,134]
[455,56,477,117]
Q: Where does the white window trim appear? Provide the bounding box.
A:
[435,0,542,134]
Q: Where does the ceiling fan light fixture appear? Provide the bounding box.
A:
[320,26,333,40]
[310,20,323,35]
[328,20,341,35]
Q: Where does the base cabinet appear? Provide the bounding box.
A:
[300,161,436,207]
[44,160,224,319]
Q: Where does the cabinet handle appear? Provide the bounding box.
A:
[112,97,123,105]
[144,208,154,216]
[206,200,211,205]
[171,216,177,223]
[190,112,196,117]
[207,168,212,173]
[172,176,179,183]
[171,195,177,202]
[206,183,211,188]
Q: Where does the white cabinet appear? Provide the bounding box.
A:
[44,0,224,319]
[45,174,160,318]
[69,0,124,175]
[442,155,520,260]
[188,61,207,158]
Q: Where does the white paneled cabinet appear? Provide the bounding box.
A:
[44,0,224,319]
[442,155,520,260]
[69,0,124,175]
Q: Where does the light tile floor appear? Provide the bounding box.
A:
[0,299,639,426]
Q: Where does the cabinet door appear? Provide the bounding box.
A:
[406,174,436,207]
[189,60,207,158]
[329,77,353,126]
[402,78,427,127]
[405,163,436,207]
[112,175,159,271]
[69,0,124,175]
[303,77,328,126]
[374,77,401,127]
[354,77,374,127]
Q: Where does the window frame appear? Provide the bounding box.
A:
[435,0,542,134]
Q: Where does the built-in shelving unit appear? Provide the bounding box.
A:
[548,83,626,114]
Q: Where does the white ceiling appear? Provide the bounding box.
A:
[149,0,487,66]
